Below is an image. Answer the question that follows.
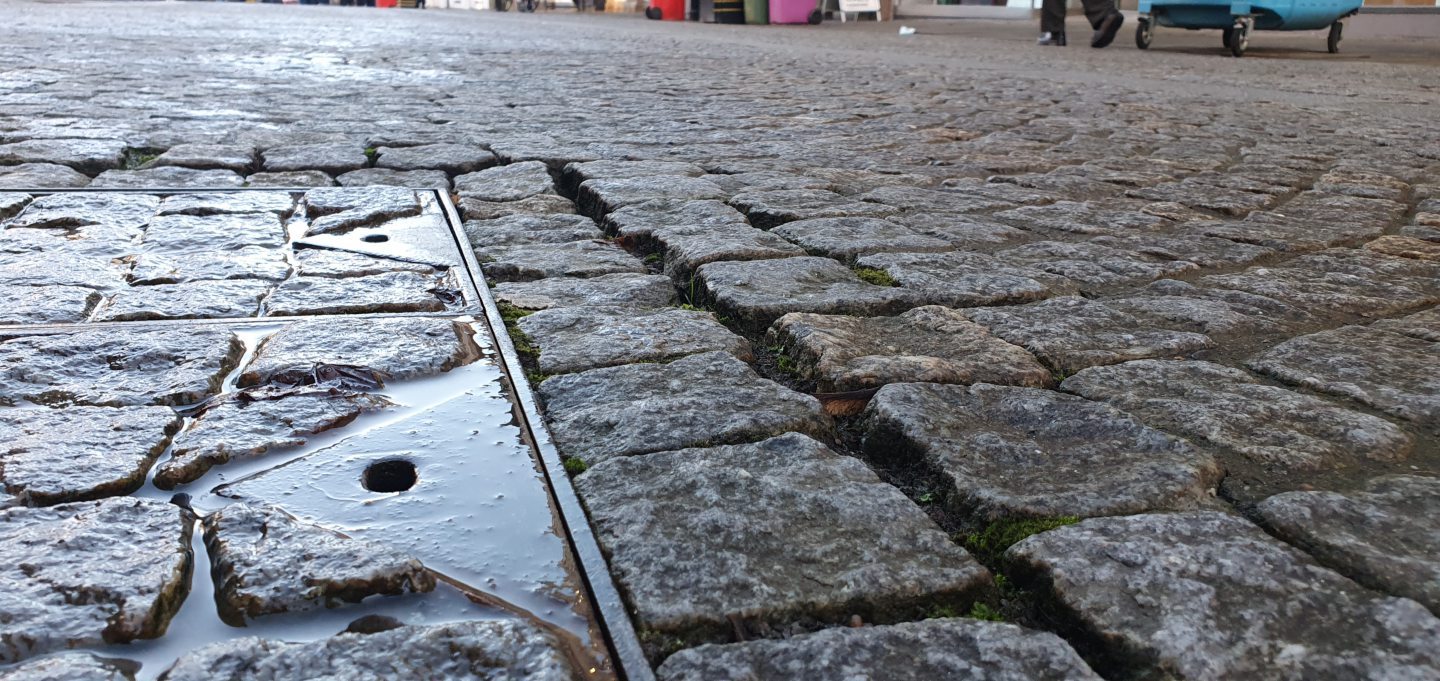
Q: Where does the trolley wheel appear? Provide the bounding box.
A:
[1136,17,1153,49]
[1222,27,1233,48]
[645,5,659,18]
[1327,21,1342,53]
[807,7,822,23]
[1229,20,1248,57]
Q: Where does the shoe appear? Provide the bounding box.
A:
[1037,31,1067,46]
[1091,11,1124,48]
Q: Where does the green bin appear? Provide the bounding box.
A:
[745,0,768,23]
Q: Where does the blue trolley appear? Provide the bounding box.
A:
[1135,0,1364,56]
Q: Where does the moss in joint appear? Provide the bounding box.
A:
[562,456,588,476]
[853,266,898,287]
[961,516,1080,563]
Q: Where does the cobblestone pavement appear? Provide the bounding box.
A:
[2,1,1440,679]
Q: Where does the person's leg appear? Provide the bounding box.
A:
[1080,0,1115,28]
[1082,0,1124,47]
[1039,0,1068,44]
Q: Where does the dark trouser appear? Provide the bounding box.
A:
[1041,0,1117,34]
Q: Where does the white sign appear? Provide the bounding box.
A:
[839,0,879,12]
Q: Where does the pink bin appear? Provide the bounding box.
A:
[769,0,817,24]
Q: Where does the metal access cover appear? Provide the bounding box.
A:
[0,188,649,680]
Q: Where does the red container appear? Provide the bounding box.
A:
[647,0,685,19]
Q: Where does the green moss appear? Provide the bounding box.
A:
[364,146,378,163]
[524,370,550,386]
[967,602,1005,622]
[961,516,1080,563]
[926,603,961,619]
[917,492,937,505]
[643,253,663,266]
[562,456,588,476]
[122,150,161,170]
[853,266,898,287]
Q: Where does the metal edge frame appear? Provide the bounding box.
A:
[434,191,656,681]
[4,186,654,679]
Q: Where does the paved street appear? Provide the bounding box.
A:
[1,1,1439,679]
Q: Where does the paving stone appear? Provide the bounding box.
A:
[960,296,1213,375]
[335,167,450,190]
[0,163,91,189]
[729,189,900,230]
[154,387,391,488]
[650,223,806,282]
[884,212,1032,248]
[452,161,555,202]
[0,327,240,407]
[698,171,833,195]
[0,250,130,290]
[292,247,438,278]
[1184,214,1380,253]
[156,191,295,217]
[494,272,676,311]
[374,143,495,175]
[561,159,705,196]
[1248,325,1440,428]
[656,618,1101,681]
[141,212,285,252]
[1314,168,1410,202]
[0,139,126,174]
[539,352,831,466]
[476,240,644,282]
[855,251,1077,308]
[0,497,192,663]
[244,170,334,187]
[938,178,1059,205]
[203,502,434,624]
[129,247,290,285]
[771,217,952,260]
[264,271,449,316]
[89,167,244,188]
[1005,511,1440,681]
[519,305,751,375]
[995,241,1196,292]
[1256,475,1440,615]
[696,256,921,334]
[0,285,100,324]
[0,192,31,221]
[0,652,137,680]
[857,185,1017,215]
[1370,307,1440,342]
[1063,360,1413,472]
[0,406,180,507]
[238,316,472,388]
[8,192,158,230]
[456,194,575,220]
[1105,279,1313,338]
[1198,250,1440,320]
[602,198,749,239]
[991,172,1128,201]
[462,213,601,247]
[1364,235,1440,261]
[1089,233,1276,269]
[803,167,939,195]
[994,201,1170,236]
[576,432,991,651]
[1183,171,1294,196]
[94,278,271,321]
[261,144,367,174]
[863,383,1220,520]
[144,143,255,173]
[577,176,727,219]
[1128,181,1276,216]
[769,306,1051,392]
[302,186,421,235]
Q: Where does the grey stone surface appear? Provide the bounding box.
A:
[859,185,1018,214]
[261,144,367,174]
[855,251,1077,308]
[156,192,295,217]
[463,213,602,247]
[995,240,1197,292]
[0,327,240,407]
[960,296,1213,375]
[1006,511,1440,681]
[696,256,921,333]
[885,213,1032,248]
[8,192,157,230]
[302,186,421,236]
[730,189,899,229]
[292,247,438,278]
[577,176,727,218]
[769,306,1051,392]
[1091,233,1276,269]
[94,278,273,321]
[1062,360,1413,471]
[656,618,1101,681]
[0,139,125,174]
[698,171,832,194]
[1257,475,1440,615]
[335,168,450,190]
[863,383,1220,521]
[476,240,644,282]
[994,201,1170,236]
[602,199,749,239]
[1248,325,1440,428]
[1105,278,1313,338]
[0,164,91,189]
[264,271,449,316]
[90,167,244,189]
[0,193,31,221]
[576,433,992,650]
[519,305,752,375]
[141,213,285,252]
[771,217,951,260]
[0,250,130,290]
[158,620,576,681]
[1197,250,1440,319]
[0,497,192,663]
[1370,307,1440,342]
[452,160,555,202]
[456,194,575,220]
[494,272,676,310]
[155,388,390,488]
[145,144,255,173]
[128,248,291,285]
[0,406,180,507]
[375,143,495,174]
[1365,235,1440,262]
[204,503,434,624]
[540,351,830,466]
[0,652,137,681]
[1127,180,1277,215]
[239,317,471,388]
[649,223,806,281]
[244,170,334,187]
[0,285,100,324]
[561,159,705,195]
[1314,168,1410,201]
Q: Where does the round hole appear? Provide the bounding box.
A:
[361,234,389,243]
[363,459,417,493]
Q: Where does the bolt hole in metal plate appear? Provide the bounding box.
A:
[0,188,649,680]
